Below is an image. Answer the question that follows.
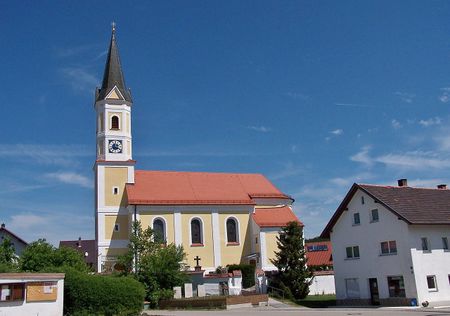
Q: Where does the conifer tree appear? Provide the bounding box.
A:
[271,221,312,299]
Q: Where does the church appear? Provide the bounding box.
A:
[94,26,303,273]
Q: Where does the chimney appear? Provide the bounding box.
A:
[437,184,447,190]
[1,223,5,229]
[397,179,408,187]
[77,236,82,248]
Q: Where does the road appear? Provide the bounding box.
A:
[143,305,450,316]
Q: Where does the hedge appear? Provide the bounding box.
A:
[227,264,255,288]
[63,269,145,316]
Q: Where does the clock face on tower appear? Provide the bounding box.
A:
[108,140,123,153]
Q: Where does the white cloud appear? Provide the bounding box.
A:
[350,146,373,166]
[6,211,92,245]
[45,172,92,188]
[61,67,99,92]
[247,126,272,133]
[0,144,90,166]
[391,119,402,129]
[439,87,450,103]
[419,117,441,127]
[375,152,450,170]
[269,162,304,180]
[330,129,343,135]
[394,91,415,103]
[407,178,447,188]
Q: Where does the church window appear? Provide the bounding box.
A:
[114,224,120,232]
[153,218,165,243]
[226,218,238,243]
[113,187,119,195]
[191,218,203,245]
[111,115,119,130]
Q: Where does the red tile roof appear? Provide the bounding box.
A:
[305,241,333,267]
[126,170,291,205]
[322,183,450,238]
[252,206,302,227]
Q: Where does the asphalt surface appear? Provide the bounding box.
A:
[142,298,450,316]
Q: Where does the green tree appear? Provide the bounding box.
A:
[19,239,88,272]
[271,221,312,300]
[118,221,187,306]
[0,237,17,272]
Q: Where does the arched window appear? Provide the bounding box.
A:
[226,218,238,243]
[191,218,202,244]
[111,115,119,129]
[153,219,165,243]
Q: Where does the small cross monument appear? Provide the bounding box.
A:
[194,255,202,271]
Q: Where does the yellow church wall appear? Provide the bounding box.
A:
[104,167,128,207]
[105,247,128,257]
[181,213,214,268]
[108,111,123,130]
[264,230,280,266]
[105,215,129,240]
[219,213,252,265]
[139,212,175,244]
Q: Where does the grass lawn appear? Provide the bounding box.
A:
[296,294,336,308]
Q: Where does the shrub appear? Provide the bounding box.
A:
[227,264,255,288]
[63,268,145,316]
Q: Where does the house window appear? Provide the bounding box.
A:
[421,237,429,251]
[191,218,203,245]
[361,196,365,204]
[353,213,360,225]
[371,209,379,222]
[114,224,120,232]
[226,218,238,243]
[0,283,24,301]
[427,275,438,291]
[255,237,258,244]
[346,246,360,259]
[345,278,360,298]
[442,237,449,250]
[111,115,119,129]
[153,218,165,243]
[387,276,405,297]
[381,240,397,255]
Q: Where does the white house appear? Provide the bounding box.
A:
[322,179,450,306]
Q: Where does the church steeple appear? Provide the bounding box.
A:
[96,23,132,102]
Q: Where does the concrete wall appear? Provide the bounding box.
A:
[309,274,336,295]
[408,225,450,305]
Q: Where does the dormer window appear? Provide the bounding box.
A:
[111,115,119,130]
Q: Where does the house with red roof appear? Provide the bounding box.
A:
[93,26,302,273]
[322,179,450,306]
[305,241,335,295]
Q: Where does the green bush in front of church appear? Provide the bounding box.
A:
[63,268,145,316]
[117,220,188,308]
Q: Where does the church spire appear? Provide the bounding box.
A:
[96,23,132,102]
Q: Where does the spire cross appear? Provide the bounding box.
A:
[111,21,116,34]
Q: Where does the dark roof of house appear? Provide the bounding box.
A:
[59,239,96,265]
[96,26,132,102]
[0,225,28,246]
[321,183,450,238]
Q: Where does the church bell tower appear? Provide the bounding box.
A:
[94,24,135,272]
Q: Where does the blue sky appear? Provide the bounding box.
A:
[2,1,450,245]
